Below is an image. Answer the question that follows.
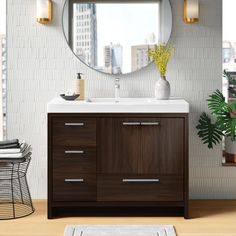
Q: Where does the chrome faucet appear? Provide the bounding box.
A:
[114,78,120,102]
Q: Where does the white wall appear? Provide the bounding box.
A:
[7,0,234,199]
[0,36,4,141]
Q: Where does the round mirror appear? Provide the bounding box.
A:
[62,0,172,75]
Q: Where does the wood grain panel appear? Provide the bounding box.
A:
[140,118,184,175]
[99,118,141,174]
[53,173,96,201]
[97,174,183,202]
[52,117,96,147]
[52,147,96,173]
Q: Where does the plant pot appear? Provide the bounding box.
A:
[155,76,170,100]
[225,136,236,163]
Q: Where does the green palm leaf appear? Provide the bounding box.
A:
[207,89,231,115]
[196,112,223,149]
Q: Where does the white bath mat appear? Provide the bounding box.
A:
[64,225,176,236]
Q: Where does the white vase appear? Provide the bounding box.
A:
[155,76,170,100]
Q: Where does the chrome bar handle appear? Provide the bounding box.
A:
[140,122,159,126]
[65,122,84,126]
[122,178,160,183]
[64,179,84,182]
[122,122,140,126]
[65,150,85,154]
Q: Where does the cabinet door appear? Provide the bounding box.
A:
[141,118,184,175]
[99,118,141,174]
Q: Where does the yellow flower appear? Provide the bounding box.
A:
[148,43,175,77]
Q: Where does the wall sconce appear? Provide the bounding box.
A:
[36,0,52,24]
[183,0,199,24]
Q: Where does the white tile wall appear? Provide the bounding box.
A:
[7,0,229,199]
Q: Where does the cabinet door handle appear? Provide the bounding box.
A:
[140,122,159,126]
[64,178,84,182]
[122,178,160,183]
[122,122,140,126]
[65,150,85,154]
[65,122,84,126]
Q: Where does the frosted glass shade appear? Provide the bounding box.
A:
[184,0,199,23]
[36,0,52,23]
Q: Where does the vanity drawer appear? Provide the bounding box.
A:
[52,118,96,147]
[52,147,96,173]
[53,173,96,201]
[97,175,183,202]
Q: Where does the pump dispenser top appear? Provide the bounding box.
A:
[77,73,83,80]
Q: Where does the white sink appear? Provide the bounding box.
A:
[47,97,189,113]
[86,97,154,104]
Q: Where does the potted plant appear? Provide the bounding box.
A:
[196,88,236,162]
[148,43,175,100]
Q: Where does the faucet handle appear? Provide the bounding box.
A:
[115,78,120,82]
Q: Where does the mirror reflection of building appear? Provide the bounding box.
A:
[73,3,97,67]
[104,43,123,74]
[131,33,156,72]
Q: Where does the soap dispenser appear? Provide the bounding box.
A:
[74,73,85,100]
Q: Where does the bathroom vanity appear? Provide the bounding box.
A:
[47,98,189,218]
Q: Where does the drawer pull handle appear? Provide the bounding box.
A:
[65,150,85,154]
[65,122,84,126]
[140,122,159,126]
[122,122,140,126]
[64,178,84,182]
[122,178,160,183]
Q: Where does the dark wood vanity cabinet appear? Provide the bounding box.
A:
[99,117,184,175]
[48,113,189,218]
